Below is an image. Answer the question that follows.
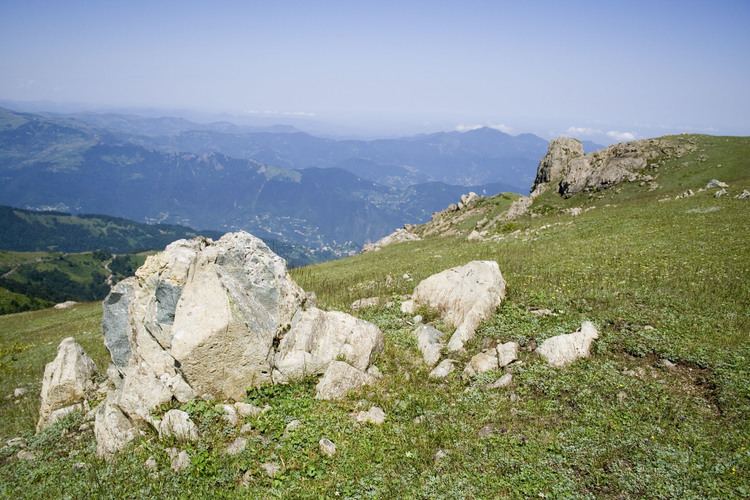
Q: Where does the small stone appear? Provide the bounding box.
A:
[169,449,190,472]
[413,315,423,324]
[434,449,448,461]
[529,308,554,317]
[226,437,247,456]
[478,425,495,438]
[78,422,91,432]
[403,273,412,280]
[429,359,455,379]
[240,423,254,434]
[13,387,27,398]
[234,402,264,417]
[354,406,386,425]
[159,409,199,442]
[735,189,750,200]
[510,393,520,403]
[6,437,26,448]
[400,300,416,314]
[413,415,425,424]
[73,462,87,471]
[617,391,627,403]
[366,365,383,379]
[415,324,445,367]
[659,359,677,370]
[351,297,380,311]
[221,404,238,426]
[144,456,157,470]
[53,301,78,310]
[463,349,498,377]
[261,462,281,478]
[16,450,36,461]
[497,342,519,368]
[285,420,301,434]
[319,438,336,457]
[643,325,655,331]
[488,373,513,389]
[706,179,728,189]
[714,188,728,198]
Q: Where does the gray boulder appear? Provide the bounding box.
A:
[37,338,97,431]
[315,360,376,400]
[414,324,445,367]
[94,231,383,456]
[158,409,199,442]
[429,359,456,379]
[496,341,519,367]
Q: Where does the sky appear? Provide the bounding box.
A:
[1,0,749,141]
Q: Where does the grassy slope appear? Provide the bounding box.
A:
[0,135,748,498]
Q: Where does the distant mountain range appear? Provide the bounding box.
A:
[0,107,597,254]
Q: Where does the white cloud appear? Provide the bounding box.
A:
[565,126,601,136]
[244,109,316,117]
[606,130,636,142]
[455,123,514,134]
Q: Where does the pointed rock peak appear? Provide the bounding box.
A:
[532,137,585,193]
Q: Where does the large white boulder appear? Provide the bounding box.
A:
[94,231,383,456]
[537,321,599,367]
[37,338,97,431]
[412,261,506,352]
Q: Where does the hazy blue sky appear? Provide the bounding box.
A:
[1,0,748,140]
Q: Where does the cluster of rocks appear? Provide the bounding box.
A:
[33,236,605,463]
[36,232,385,457]
[532,136,696,198]
[399,260,599,385]
[660,179,747,203]
[421,192,484,237]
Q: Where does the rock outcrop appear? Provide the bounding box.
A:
[537,321,599,367]
[532,136,695,198]
[94,231,383,456]
[533,137,585,191]
[362,227,421,252]
[37,338,97,431]
[409,261,506,351]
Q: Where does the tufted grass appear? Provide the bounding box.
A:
[0,135,748,498]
